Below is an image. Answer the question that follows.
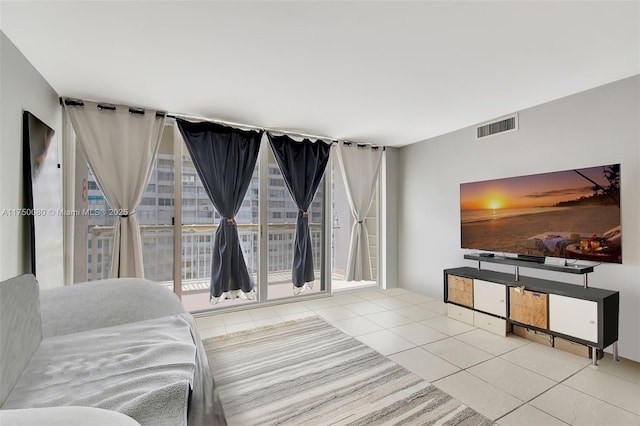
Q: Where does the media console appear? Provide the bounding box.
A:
[444,254,619,366]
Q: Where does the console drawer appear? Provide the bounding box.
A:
[474,311,508,336]
[447,303,474,325]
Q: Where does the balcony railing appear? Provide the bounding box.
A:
[88,223,323,289]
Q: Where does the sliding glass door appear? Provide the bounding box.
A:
[75,125,176,290]
[178,130,260,311]
[330,146,379,291]
[74,119,382,313]
[263,144,326,301]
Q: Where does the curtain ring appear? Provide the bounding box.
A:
[299,210,309,218]
[225,218,236,226]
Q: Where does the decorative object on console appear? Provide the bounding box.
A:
[544,256,566,266]
[478,252,495,257]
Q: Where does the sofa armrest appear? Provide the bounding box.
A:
[0,407,141,426]
[40,278,185,338]
[0,274,42,406]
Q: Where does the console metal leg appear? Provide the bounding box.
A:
[613,341,619,362]
[583,273,589,289]
[592,347,598,366]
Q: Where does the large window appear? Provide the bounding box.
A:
[75,128,175,285]
[330,146,379,291]
[265,145,325,300]
[139,132,175,285]
[179,136,260,311]
[73,120,379,313]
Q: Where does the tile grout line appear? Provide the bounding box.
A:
[558,362,640,417]
[197,290,639,425]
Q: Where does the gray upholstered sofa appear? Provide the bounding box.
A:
[0,275,225,426]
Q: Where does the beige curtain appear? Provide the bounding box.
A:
[337,142,383,281]
[64,100,165,278]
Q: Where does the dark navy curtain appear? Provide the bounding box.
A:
[267,134,331,288]
[177,119,262,299]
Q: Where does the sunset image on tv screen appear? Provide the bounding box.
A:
[460,164,622,264]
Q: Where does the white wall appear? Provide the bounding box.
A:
[1,31,62,287]
[397,75,640,361]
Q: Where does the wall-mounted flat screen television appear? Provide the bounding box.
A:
[460,164,622,264]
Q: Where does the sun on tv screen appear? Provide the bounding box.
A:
[460,164,622,264]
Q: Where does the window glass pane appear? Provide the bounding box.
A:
[140,127,175,287]
[76,166,117,282]
[267,145,324,300]
[74,126,176,288]
[178,138,259,312]
[331,147,378,291]
[72,126,343,310]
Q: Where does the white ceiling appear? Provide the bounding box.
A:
[1,1,638,147]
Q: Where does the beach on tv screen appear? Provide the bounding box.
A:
[460,164,622,264]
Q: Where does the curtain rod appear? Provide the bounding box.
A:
[60,97,385,150]
[168,113,384,150]
[167,112,340,144]
[60,98,166,118]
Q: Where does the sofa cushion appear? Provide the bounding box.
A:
[40,278,186,338]
[2,314,197,426]
[0,274,42,406]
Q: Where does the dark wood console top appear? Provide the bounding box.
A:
[445,266,617,302]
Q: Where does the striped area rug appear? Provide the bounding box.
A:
[203,316,491,426]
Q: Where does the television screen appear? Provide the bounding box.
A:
[460,164,622,264]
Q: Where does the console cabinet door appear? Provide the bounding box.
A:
[549,294,598,343]
[473,279,506,317]
[509,288,548,329]
[447,275,473,308]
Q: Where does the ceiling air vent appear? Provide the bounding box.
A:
[476,114,518,139]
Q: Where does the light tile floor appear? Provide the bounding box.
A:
[195,288,640,425]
